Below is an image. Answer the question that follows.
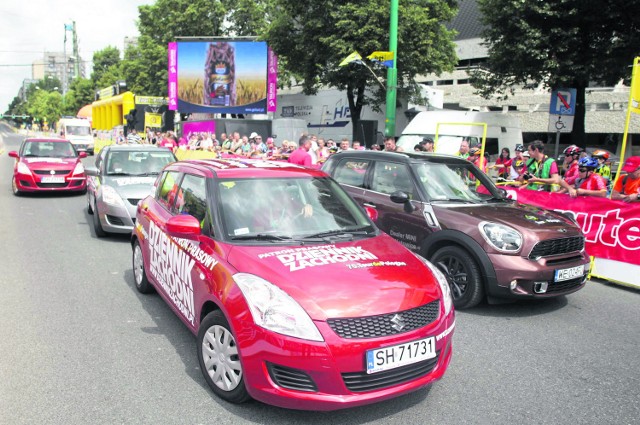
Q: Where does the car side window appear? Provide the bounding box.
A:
[333,159,370,188]
[175,174,208,224]
[371,161,415,198]
[156,170,182,211]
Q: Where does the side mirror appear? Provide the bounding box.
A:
[85,166,98,176]
[166,214,201,238]
[364,205,378,222]
[390,190,416,213]
[8,151,19,158]
[78,151,88,159]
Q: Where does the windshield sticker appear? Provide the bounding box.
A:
[113,177,156,186]
[172,237,219,271]
[261,245,379,272]
[24,158,64,163]
[347,261,407,270]
[148,221,196,325]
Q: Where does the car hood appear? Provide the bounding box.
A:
[103,175,157,199]
[22,157,78,169]
[433,201,581,236]
[226,233,441,321]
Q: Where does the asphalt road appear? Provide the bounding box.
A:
[1,123,639,425]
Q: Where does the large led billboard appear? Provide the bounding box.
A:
[169,40,275,114]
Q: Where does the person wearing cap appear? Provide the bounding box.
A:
[251,132,267,154]
[508,144,527,180]
[421,137,434,152]
[558,156,607,198]
[591,149,612,190]
[611,156,640,203]
[467,146,487,174]
[561,145,583,185]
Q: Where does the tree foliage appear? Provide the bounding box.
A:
[91,46,123,88]
[266,0,459,138]
[63,78,96,116]
[472,0,640,145]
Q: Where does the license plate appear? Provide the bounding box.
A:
[554,265,585,282]
[41,176,65,183]
[366,337,436,374]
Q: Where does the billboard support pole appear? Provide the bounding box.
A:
[384,0,398,138]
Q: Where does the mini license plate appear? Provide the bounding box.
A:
[366,337,436,374]
[554,265,585,282]
[41,176,65,183]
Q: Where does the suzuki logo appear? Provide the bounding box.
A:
[390,314,406,331]
[50,170,55,175]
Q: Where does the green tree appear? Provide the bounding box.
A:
[471,0,640,145]
[266,0,458,139]
[63,78,96,116]
[92,46,124,89]
[27,90,63,125]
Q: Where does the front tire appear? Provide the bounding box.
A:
[12,176,21,196]
[132,240,153,294]
[432,246,484,309]
[92,201,107,237]
[197,311,250,404]
[87,193,93,214]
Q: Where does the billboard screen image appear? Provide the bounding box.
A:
[176,40,268,114]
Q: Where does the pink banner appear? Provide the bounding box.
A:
[168,42,178,111]
[267,47,278,113]
[182,121,216,137]
[505,189,640,265]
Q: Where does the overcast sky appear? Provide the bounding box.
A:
[0,0,155,113]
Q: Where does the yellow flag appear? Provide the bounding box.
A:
[367,51,394,62]
[631,57,640,115]
[339,51,362,67]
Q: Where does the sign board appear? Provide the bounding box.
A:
[549,88,577,116]
[548,114,574,133]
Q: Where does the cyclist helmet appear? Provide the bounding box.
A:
[515,144,525,152]
[578,157,599,169]
[563,145,583,156]
[592,149,610,160]
[469,147,481,156]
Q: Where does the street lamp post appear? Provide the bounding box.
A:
[384,0,399,138]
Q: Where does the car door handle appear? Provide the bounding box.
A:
[363,203,377,208]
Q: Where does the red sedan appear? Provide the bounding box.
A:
[9,138,87,195]
[132,158,455,410]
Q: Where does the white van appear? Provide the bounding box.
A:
[57,118,94,154]
[397,111,523,158]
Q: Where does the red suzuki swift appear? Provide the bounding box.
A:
[9,138,87,195]
[132,158,455,411]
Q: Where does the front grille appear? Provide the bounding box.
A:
[529,236,585,259]
[267,363,317,392]
[106,215,125,226]
[36,182,68,188]
[128,198,142,206]
[33,169,70,175]
[546,277,585,294]
[343,354,439,392]
[328,300,440,339]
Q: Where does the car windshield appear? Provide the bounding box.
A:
[106,150,175,176]
[66,125,91,136]
[23,141,77,158]
[411,160,502,202]
[218,177,374,240]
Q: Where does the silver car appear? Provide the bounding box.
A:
[86,145,176,237]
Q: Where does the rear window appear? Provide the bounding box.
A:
[332,159,370,188]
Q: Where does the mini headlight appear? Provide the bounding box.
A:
[479,221,523,253]
[234,273,324,342]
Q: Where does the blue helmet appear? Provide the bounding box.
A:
[578,157,599,169]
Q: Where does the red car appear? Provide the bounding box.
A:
[132,158,455,410]
[9,138,87,195]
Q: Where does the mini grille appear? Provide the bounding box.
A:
[33,170,71,175]
[343,354,439,392]
[267,363,317,392]
[328,300,440,339]
[546,276,585,294]
[529,236,584,259]
[106,215,125,226]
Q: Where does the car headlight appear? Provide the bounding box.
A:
[413,254,453,315]
[72,162,85,175]
[479,221,522,253]
[17,162,31,175]
[233,273,324,342]
[101,185,125,207]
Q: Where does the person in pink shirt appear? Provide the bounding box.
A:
[288,136,312,167]
[559,156,607,197]
[562,145,582,185]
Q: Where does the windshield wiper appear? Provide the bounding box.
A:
[107,172,131,176]
[132,172,160,176]
[303,225,373,240]
[230,233,293,241]
[431,198,476,204]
